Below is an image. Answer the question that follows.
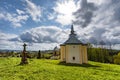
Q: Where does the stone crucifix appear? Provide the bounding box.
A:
[20,43,28,64]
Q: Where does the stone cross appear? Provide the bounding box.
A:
[20,43,28,64]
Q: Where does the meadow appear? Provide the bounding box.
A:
[0,58,120,80]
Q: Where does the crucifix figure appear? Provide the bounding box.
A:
[20,43,28,64]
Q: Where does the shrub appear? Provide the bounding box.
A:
[114,52,120,65]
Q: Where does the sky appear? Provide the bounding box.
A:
[0,0,120,50]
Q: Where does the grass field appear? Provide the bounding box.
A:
[0,58,120,80]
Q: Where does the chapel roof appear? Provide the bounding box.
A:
[61,25,86,45]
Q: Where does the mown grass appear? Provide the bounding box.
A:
[0,57,120,80]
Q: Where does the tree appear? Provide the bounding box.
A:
[113,52,120,65]
[87,43,93,60]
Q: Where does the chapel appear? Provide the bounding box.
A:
[60,25,88,64]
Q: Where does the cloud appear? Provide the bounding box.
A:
[87,0,105,5]
[53,0,80,25]
[16,9,25,15]
[0,39,59,50]
[0,31,22,50]
[74,0,120,45]
[0,0,42,27]
[0,26,69,50]
[0,40,22,50]
[0,13,4,19]
[25,0,42,22]
[0,28,67,50]
[0,0,120,50]
[0,31,17,40]
[27,43,59,51]
[73,0,97,27]
[16,26,68,43]
[90,0,120,43]
[0,11,29,27]
[48,13,56,20]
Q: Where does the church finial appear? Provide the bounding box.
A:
[71,24,74,34]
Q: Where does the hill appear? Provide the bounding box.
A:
[0,58,120,80]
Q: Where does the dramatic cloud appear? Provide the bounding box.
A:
[0,28,68,50]
[0,0,120,50]
[74,0,97,27]
[1,26,69,50]
[25,0,42,22]
[17,26,68,43]
[53,0,80,25]
[74,0,120,45]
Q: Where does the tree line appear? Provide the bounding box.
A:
[87,44,120,64]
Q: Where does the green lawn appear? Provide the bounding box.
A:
[0,58,120,80]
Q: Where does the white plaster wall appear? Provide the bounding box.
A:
[67,45,80,64]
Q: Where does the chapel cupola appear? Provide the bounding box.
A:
[63,25,82,45]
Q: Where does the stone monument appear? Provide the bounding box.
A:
[20,43,28,64]
[37,50,41,59]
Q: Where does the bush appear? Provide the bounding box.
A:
[43,53,52,59]
[114,52,120,65]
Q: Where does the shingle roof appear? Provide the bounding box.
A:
[61,25,85,45]
[64,33,83,44]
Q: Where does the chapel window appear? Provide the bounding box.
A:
[73,57,75,60]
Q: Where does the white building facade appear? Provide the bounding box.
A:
[60,25,88,64]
